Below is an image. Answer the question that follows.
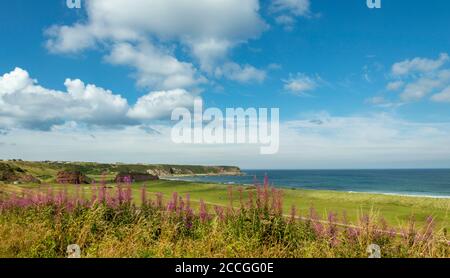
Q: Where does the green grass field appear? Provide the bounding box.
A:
[2,160,448,231]
[4,179,449,230]
[1,179,449,258]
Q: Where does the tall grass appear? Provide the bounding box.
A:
[0,177,448,258]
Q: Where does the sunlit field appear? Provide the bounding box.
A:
[1,177,448,258]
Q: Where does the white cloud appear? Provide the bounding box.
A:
[431,86,450,103]
[215,62,266,83]
[0,68,131,130]
[267,63,283,71]
[365,96,387,105]
[385,53,450,103]
[386,81,404,91]
[391,53,449,76]
[275,15,296,26]
[127,89,197,120]
[47,0,266,53]
[278,113,450,168]
[271,0,311,16]
[365,96,403,108]
[106,42,205,90]
[45,24,97,54]
[45,0,267,87]
[283,73,319,95]
[0,68,199,130]
[188,38,233,73]
[400,77,442,101]
[270,0,312,29]
[3,113,450,169]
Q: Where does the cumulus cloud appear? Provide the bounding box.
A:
[391,53,449,76]
[386,81,404,91]
[45,24,97,54]
[283,73,319,95]
[127,89,197,120]
[0,68,198,130]
[106,42,205,90]
[431,86,450,103]
[0,68,131,130]
[400,77,442,101]
[215,62,266,83]
[45,0,267,87]
[385,53,450,103]
[269,0,312,30]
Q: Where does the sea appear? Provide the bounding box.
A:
[168,169,450,198]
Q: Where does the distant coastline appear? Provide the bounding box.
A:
[166,177,450,199]
[165,169,450,199]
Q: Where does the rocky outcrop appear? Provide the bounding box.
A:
[0,163,20,182]
[19,174,41,184]
[146,166,242,177]
[56,171,92,184]
[0,163,41,184]
[115,172,159,183]
[214,166,242,176]
[146,168,174,177]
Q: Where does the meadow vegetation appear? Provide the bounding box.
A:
[0,176,448,258]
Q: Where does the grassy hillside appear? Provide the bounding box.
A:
[0,160,242,183]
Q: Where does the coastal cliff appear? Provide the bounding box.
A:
[145,165,242,177]
[0,160,242,184]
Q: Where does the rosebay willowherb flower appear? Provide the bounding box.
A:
[214,205,225,221]
[125,183,132,204]
[309,206,325,238]
[247,190,254,210]
[262,175,270,209]
[106,189,116,208]
[227,186,233,208]
[155,192,163,210]
[185,193,191,211]
[1,174,447,258]
[167,192,179,213]
[178,196,185,214]
[237,187,244,208]
[290,205,297,223]
[274,189,283,215]
[255,185,262,210]
[421,216,435,241]
[98,185,106,203]
[91,184,97,204]
[117,184,124,204]
[199,199,210,223]
[140,186,147,206]
[327,212,339,240]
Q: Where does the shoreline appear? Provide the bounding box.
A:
[162,177,450,200]
[160,172,244,178]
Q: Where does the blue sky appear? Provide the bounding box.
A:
[1,0,450,169]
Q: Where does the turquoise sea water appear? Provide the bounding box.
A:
[168,169,450,198]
